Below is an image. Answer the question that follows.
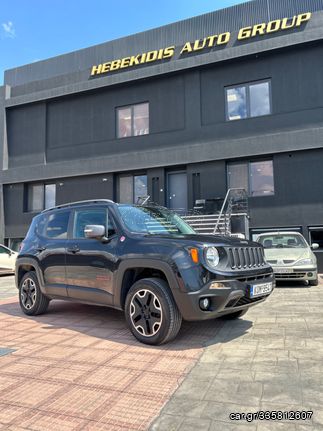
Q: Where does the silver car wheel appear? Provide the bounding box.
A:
[21,278,37,310]
[130,289,162,337]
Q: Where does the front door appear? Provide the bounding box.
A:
[167,172,188,213]
[65,207,118,305]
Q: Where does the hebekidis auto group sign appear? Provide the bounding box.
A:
[90,12,311,77]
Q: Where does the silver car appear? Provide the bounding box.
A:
[256,232,318,285]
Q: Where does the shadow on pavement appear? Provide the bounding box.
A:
[0,298,253,351]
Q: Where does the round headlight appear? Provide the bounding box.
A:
[205,247,220,268]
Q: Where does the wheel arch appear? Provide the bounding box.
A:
[115,259,180,310]
[15,257,45,293]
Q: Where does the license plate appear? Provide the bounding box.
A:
[274,268,293,274]
[250,282,273,298]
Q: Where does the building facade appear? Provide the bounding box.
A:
[1,0,323,267]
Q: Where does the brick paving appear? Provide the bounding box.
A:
[2,276,323,430]
[0,276,222,430]
[151,277,323,431]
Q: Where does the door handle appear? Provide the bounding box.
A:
[67,246,80,254]
[36,246,46,252]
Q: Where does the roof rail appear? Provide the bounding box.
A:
[41,199,115,213]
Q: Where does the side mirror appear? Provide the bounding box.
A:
[311,243,319,250]
[84,225,106,239]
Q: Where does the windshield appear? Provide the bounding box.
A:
[258,234,307,249]
[117,205,196,235]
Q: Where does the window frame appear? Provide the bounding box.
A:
[227,159,275,197]
[70,207,117,240]
[117,173,148,204]
[116,102,149,138]
[39,210,71,240]
[225,79,272,121]
[26,182,56,213]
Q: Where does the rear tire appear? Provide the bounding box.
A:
[221,308,249,320]
[125,277,182,345]
[309,278,319,286]
[19,271,50,316]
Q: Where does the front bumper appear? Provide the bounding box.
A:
[172,272,275,321]
[273,267,317,281]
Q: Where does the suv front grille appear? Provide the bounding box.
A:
[227,247,266,270]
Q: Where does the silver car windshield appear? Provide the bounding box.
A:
[258,234,307,249]
[117,205,195,235]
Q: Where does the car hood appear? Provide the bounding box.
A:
[264,247,312,262]
[144,233,259,248]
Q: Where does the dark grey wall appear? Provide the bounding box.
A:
[7,103,46,168]
[5,43,323,170]
[3,174,114,238]
[46,75,184,162]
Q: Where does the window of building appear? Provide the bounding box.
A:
[227,160,274,196]
[225,80,271,121]
[117,103,149,138]
[118,174,148,204]
[309,227,323,251]
[27,183,56,212]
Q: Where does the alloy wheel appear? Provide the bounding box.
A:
[21,278,37,310]
[130,289,162,337]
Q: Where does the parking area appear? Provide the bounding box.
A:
[0,275,323,430]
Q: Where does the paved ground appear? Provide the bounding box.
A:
[1,275,323,430]
[151,277,323,431]
[0,276,221,430]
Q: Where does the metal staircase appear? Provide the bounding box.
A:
[182,188,249,237]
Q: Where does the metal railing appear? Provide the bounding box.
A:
[213,188,248,235]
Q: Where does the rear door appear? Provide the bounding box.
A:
[36,210,70,297]
[65,207,119,305]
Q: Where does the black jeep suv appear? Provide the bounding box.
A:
[16,200,274,345]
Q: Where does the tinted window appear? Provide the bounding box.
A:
[226,80,271,121]
[44,211,70,239]
[250,160,274,196]
[117,205,195,235]
[117,103,149,138]
[0,246,9,254]
[73,209,116,239]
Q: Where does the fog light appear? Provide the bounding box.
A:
[308,272,313,277]
[199,298,210,311]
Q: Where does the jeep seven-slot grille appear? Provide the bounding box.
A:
[227,247,266,270]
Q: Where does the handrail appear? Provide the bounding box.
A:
[213,188,247,234]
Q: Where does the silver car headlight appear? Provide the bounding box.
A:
[205,247,220,268]
[295,258,313,266]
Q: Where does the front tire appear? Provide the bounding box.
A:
[221,308,249,320]
[19,271,50,316]
[125,278,182,345]
[309,278,319,286]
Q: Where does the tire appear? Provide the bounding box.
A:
[19,271,50,316]
[309,278,319,286]
[221,308,249,320]
[125,277,182,345]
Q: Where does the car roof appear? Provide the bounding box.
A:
[41,199,115,213]
[257,232,304,237]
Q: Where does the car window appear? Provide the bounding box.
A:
[0,246,9,254]
[43,211,70,239]
[258,234,307,249]
[73,209,116,239]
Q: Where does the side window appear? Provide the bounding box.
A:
[0,246,9,254]
[73,209,116,239]
[44,211,70,239]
